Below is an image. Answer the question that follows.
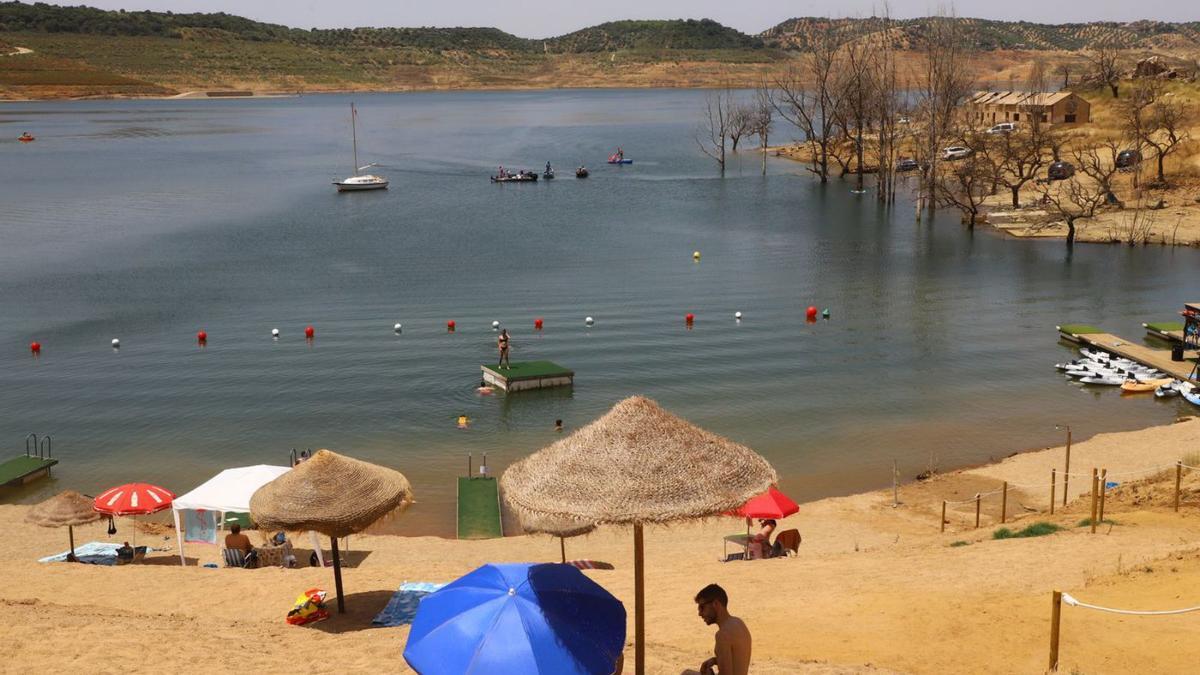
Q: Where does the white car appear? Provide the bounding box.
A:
[986,122,1017,134]
[941,146,973,161]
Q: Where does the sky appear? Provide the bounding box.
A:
[31,1,1200,38]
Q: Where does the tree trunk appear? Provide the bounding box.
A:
[1109,84,1119,99]
[1157,153,1166,183]
[760,139,767,176]
[1011,186,1020,208]
[1065,219,1076,246]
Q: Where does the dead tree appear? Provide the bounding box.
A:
[696,89,731,173]
[1143,97,1190,185]
[993,127,1049,208]
[868,16,902,205]
[727,104,755,153]
[750,79,773,175]
[1119,80,1158,190]
[913,16,974,219]
[1038,140,1122,246]
[935,151,996,227]
[1089,47,1122,99]
[772,33,844,183]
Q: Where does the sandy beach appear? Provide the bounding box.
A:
[4,418,1200,674]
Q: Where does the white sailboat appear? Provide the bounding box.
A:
[333,102,388,192]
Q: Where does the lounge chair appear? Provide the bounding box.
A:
[222,548,258,568]
[771,529,801,557]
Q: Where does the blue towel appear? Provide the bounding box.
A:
[39,541,124,566]
[372,582,446,627]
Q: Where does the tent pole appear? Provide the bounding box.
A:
[634,523,645,675]
[331,536,346,613]
[173,509,186,566]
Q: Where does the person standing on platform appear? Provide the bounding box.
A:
[497,329,511,369]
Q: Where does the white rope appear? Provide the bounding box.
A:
[1062,593,1200,616]
[1101,464,1177,478]
[1181,463,1200,471]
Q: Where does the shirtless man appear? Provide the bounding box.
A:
[686,584,751,675]
[497,329,511,369]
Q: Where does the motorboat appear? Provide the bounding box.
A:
[607,149,632,164]
[575,166,589,178]
[491,171,538,183]
[543,163,555,180]
[1184,388,1200,407]
[1079,375,1125,386]
[333,103,388,192]
[1155,381,1183,398]
[18,132,34,142]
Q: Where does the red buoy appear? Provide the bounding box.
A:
[304,325,315,339]
[534,318,543,330]
[685,313,695,323]
[806,306,818,320]
[197,330,207,344]
[30,341,41,354]
[447,320,456,332]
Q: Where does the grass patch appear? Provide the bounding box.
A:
[992,522,1062,539]
[1077,518,1118,527]
[949,540,971,547]
[1145,322,1184,333]
[1058,324,1103,335]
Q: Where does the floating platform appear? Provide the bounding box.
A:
[1058,326,1199,383]
[481,361,574,392]
[0,454,58,487]
[457,477,502,539]
[1143,322,1185,344]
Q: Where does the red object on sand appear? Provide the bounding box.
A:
[729,486,799,519]
[93,483,176,516]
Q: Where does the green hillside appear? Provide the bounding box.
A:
[546,19,763,52]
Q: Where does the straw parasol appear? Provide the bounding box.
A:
[26,490,103,561]
[250,449,413,613]
[501,396,776,675]
[518,512,597,563]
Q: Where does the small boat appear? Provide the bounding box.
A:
[333,103,388,192]
[491,171,538,183]
[1120,378,1172,393]
[1079,375,1124,386]
[607,149,632,164]
[575,166,589,178]
[1155,381,1182,398]
[18,132,34,142]
[1183,388,1200,407]
[543,163,555,180]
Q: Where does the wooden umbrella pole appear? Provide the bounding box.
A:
[560,536,566,564]
[1050,469,1056,515]
[69,525,75,559]
[331,536,346,614]
[1098,468,1107,524]
[1049,590,1062,671]
[634,523,645,675]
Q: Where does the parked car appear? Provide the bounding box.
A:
[897,116,911,125]
[986,122,1017,134]
[941,146,973,161]
[1047,161,1075,181]
[1116,149,1142,169]
[896,157,919,172]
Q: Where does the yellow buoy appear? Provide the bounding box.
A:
[692,250,701,260]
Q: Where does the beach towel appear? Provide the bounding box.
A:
[39,542,158,566]
[371,582,447,627]
[184,509,218,544]
[564,560,615,570]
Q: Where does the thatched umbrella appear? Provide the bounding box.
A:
[519,512,597,563]
[249,449,412,613]
[501,396,776,675]
[26,490,103,561]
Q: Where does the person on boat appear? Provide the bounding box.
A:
[497,329,511,369]
[546,161,552,174]
[617,147,624,160]
[498,165,505,179]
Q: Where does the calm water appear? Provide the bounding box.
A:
[2,90,1197,535]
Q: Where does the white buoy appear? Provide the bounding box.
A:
[734,311,742,320]
[111,338,120,348]
[585,316,595,326]
[271,328,280,338]
[393,323,402,333]
[492,320,500,329]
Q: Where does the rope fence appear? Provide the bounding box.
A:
[936,458,1195,533]
[1049,590,1200,670]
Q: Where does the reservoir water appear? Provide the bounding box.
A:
[2,90,1197,535]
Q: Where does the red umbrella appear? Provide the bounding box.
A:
[94,483,175,516]
[730,486,799,519]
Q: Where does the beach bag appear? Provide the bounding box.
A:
[286,588,330,626]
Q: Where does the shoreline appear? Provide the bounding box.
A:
[4,417,1200,672]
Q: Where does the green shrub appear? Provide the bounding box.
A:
[993,522,1062,539]
[949,540,971,547]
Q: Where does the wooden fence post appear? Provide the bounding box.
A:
[1098,468,1107,524]
[1049,590,1062,671]
[1050,469,1056,515]
[974,493,981,529]
[1001,481,1008,524]
[940,500,947,533]
[1063,429,1072,507]
[1175,461,1183,512]
[1089,469,1099,534]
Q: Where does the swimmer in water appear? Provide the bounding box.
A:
[555,419,563,432]
[457,414,470,429]
[477,379,495,395]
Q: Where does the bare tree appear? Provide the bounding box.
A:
[866,13,903,205]
[1142,96,1190,184]
[750,79,773,175]
[840,33,875,193]
[1119,80,1157,190]
[772,32,844,183]
[935,149,996,227]
[1038,140,1122,246]
[993,127,1049,208]
[696,89,731,173]
[727,104,755,152]
[1054,62,1071,88]
[1089,46,1122,99]
[913,15,975,219]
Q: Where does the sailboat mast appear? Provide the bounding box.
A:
[351,102,360,176]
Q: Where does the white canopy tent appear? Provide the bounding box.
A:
[171,465,323,566]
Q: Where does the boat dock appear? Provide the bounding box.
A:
[1058,325,1199,383]
[456,454,502,540]
[1143,322,1185,344]
[1,435,57,488]
[481,361,574,392]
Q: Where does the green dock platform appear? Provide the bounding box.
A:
[457,476,503,539]
[1143,322,1185,344]
[0,454,58,487]
[481,360,574,392]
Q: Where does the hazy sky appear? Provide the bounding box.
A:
[35,1,1199,38]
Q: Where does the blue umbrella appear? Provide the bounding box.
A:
[403,562,626,675]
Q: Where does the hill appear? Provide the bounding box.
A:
[545,19,763,52]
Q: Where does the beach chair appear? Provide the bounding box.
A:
[115,546,147,565]
[222,548,257,568]
[772,529,801,557]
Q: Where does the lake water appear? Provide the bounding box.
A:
[2,90,1197,535]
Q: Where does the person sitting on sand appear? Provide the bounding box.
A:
[685,584,751,675]
[751,518,777,559]
[225,523,254,555]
